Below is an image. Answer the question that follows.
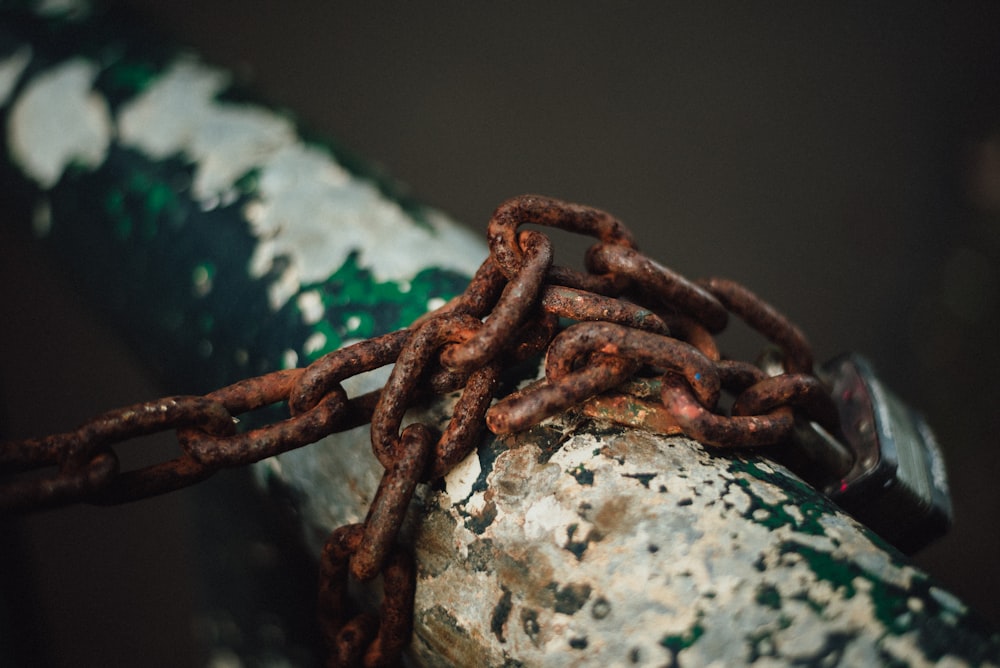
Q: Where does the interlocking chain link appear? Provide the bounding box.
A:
[0,195,835,667]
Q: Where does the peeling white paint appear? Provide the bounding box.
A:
[444,450,480,506]
[117,57,485,310]
[296,290,325,325]
[266,382,995,667]
[36,0,91,19]
[8,59,112,188]
[245,142,484,309]
[303,331,327,356]
[118,59,295,202]
[0,46,31,106]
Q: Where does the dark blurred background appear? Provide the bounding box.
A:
[2,2,999,665]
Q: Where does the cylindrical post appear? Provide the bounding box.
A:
[0,3,997,666]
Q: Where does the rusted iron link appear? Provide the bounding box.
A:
[540,285,670,335]
[413,257,507,325]
[3,395,236,471]
[353,423,434,581]
[586,243,729,333]
[487,194,636,294]
[545,322,722,409]
[715,359,767,394]
[370,312,482,469]
[660,314,720,361]
[731,373,840,434]
[486,353,637,435]
[0,433,71,471]
[319,524,371,666]
[0,451,118,512]
[0,394,242,509]
[91,454,214,505]
[318,524,416,668]
[291,331,410,416]
[699,277,814,374]
[441,230,553,374]
[180,374,347,468]
[364,548,417,667]
[71,397,235,468]
[366,319,501,481]
[427,362,501,479]
[660,373,795,447]
[505,309,560,365]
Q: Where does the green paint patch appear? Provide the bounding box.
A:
[727,459,834,536]
[106,170,185,240]
[755,583,781,610]
[570,464,594,486]
[660,619,704,655]
[563,523,593,561]
[294,250,469,362]
[547,581,592,615]
[624,472,656,488]
[780,540,990,658]
[490,586,513,642]
[785,544,861,595]
[789,543,1000,662]
[464,500,497,536]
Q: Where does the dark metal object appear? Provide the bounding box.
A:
[0,195,953,664]
[821,354,953,554]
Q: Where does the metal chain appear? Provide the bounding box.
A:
[0,195,834,667]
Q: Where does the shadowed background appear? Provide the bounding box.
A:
[2,2,999,665]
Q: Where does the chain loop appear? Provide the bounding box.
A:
[586,243,729,332]
[731,373,840,433]
[487,194,635,294]
[660,373,796,447]
[353,424,434,581]
[544,322,722,408]
[699,277,814,374]
[441,230,552,373]
[370,312,481,468]
[539,285,670,334]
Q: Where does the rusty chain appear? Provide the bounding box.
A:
[0,195,837,667]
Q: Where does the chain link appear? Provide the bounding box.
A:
[0,194,833,667]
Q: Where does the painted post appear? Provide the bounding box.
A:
[0,2,998,666]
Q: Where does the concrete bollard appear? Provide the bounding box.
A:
[1,2,998,666]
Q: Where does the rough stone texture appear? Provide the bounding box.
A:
[266,393,1000,667]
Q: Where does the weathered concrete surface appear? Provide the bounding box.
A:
[263,392,1000,667]
[3,4,998,665]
